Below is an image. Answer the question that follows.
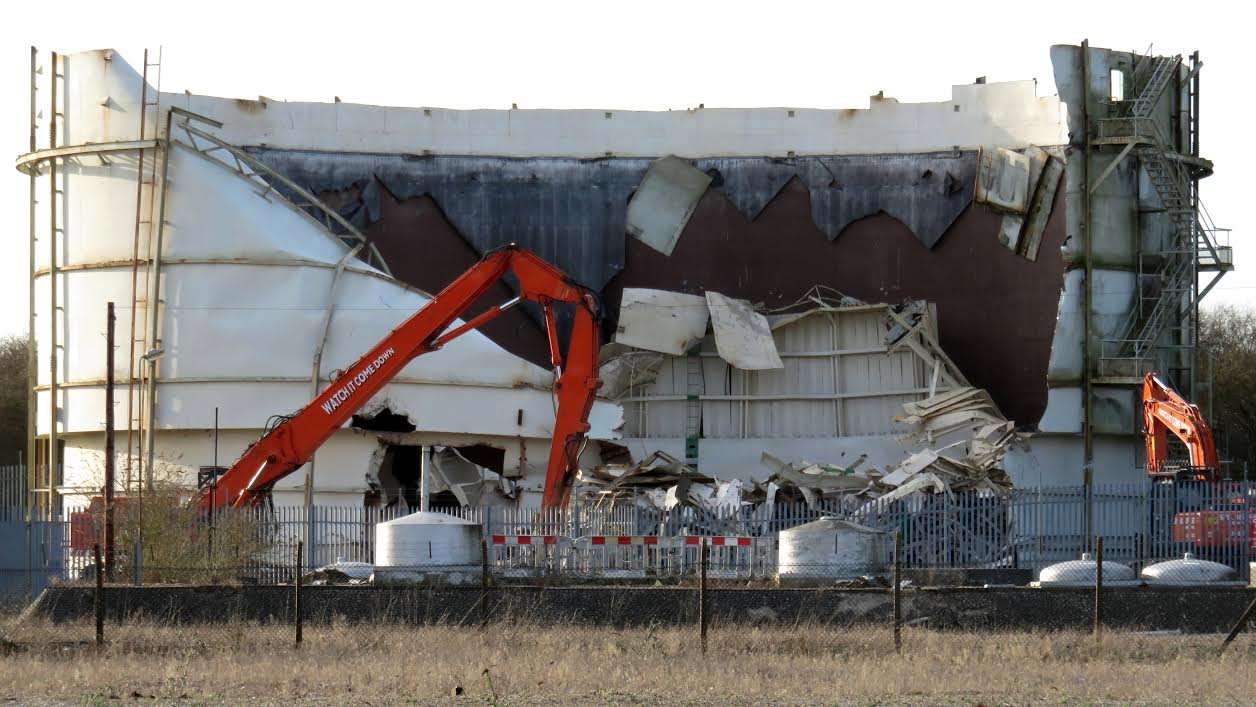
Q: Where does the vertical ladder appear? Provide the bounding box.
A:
[126,48,162,494]
[26,46,39,516]
[683,352,703,469]
[45,50,64,519]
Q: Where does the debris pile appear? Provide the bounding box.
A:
[871,386,1018,504]
[584,386,1019,515]
[578,451,734,512]
[591,288,1020,514]
[302,559,373,585]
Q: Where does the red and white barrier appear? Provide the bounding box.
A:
[576,535,755,548]
[490,534,564,546]
[589,535,660,546]
[684,536,752,547]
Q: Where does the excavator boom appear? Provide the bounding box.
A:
[1142,372,1220,481]
[196,245,600,511]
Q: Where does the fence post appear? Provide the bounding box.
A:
[1093,535,1104,640]
[132,536,142,586]
[93,543,104,646]
[893,529,902,654]
[294,540,303,648]
[699,537,708,655]
[305,504,318,571]
[480,538,490,628]
[1219,596,1256,655]
[25,516,31,604]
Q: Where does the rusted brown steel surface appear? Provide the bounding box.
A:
[358,177,1065,426]
[363,190,553,365]
[608,179,1067,426]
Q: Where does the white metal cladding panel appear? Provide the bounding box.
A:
[742,314,837,438]
[163,146,351,264]
[698,351,737,438]
[170,78,1066,158]
[36,164,143,271]
[836,309,885,350]
[838,349,919,395]
[159,263,328,380]
[844,393,920,437]
[623,355,687,438]
[627,308,931,440]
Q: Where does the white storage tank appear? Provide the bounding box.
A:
[776,518,887,582]
[1035,553,1138,587]
[1141,553,1238,586]
[373,511,483,584]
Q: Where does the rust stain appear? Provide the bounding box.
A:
[233,98,267,114]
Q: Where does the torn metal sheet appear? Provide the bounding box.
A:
[705,291,783,370]
[976,147,1030,214]
[1019,152,1064,261]
[614,288,710,355]
[597,344,667,401]
[703,152,979,250]
[625,156,712,256]
[429,447,486,508]
[248,149,982,288]
[999,147,1058,257]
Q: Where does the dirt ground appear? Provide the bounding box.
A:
[1,618,1254,705]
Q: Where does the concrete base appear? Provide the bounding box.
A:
[23,584,1256,633]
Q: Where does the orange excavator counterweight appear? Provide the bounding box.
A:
[196,245,600,511]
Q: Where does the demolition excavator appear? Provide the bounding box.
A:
[1141,373,1251,552]
[1141,371,1220,482]
[194,245,601,512]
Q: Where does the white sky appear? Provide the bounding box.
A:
[2,0,1250,338]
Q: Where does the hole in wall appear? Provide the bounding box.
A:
[1110,69,1125,102]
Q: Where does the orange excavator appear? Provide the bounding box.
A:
[1141,372,1220,482]
[1141,373,1251,552]
[195,245,601,512]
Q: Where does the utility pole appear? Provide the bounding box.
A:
[104,302,116,580]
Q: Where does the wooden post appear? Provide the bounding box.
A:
[294,540,303,647]
[104,302,115,580]
[699,537,708,655]
[93,543,104,646]
[1220,597,1256,655]
[893,529,902,654]
[1093,536,1104,640]
[132,536,142,586]
[480,538,490,628]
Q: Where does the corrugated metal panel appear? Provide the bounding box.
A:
[625,307,933,440]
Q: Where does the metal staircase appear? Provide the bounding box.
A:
[1097,52,1231,382]
[1125,55,1179,118]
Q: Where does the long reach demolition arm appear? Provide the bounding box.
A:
[1142,372,1219,481]
[196,245,601,511]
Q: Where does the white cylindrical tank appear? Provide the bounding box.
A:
[1036,553,1138,587]
[1141,553,1238,585]
[776,517,887,581]
[373,511,483,584]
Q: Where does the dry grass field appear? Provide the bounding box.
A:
[1,619,1254,705]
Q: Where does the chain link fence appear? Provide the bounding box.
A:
[2,480,1252,599]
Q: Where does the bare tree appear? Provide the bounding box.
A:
[0,334,29,465]
[1199,306,1256,479]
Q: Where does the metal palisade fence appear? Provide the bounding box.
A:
[1,480,1252,595]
